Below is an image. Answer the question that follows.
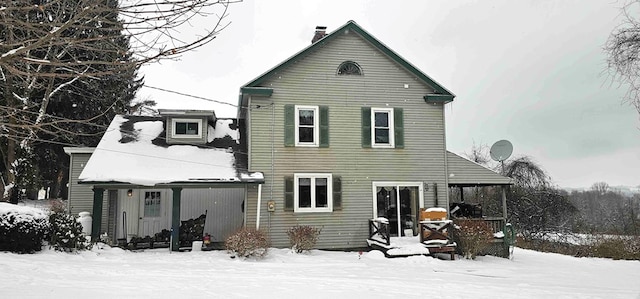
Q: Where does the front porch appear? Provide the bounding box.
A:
[87,183,262,251]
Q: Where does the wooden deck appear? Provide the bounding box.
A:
[368,218,514,259]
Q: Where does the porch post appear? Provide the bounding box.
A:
[501,186,508,219]
[171,187,182,252]
[91,187,104,242]
[256,184,262,229]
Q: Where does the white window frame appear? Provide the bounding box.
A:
[294,173,333,213]
[294,105,319,147]
[142,190,163,218]
[371,182,424,237]
[371,108,394,148]
[171,118,202,139]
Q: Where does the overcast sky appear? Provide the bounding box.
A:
[137,0,640,189]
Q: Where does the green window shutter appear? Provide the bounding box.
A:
[319,106,329,148]
[284,105,294,147]
[361,107,371,148]
[333,176,342,211]
[284,176,294,211]
[394,108,404,149]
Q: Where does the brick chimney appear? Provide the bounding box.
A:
[311,26,327,43]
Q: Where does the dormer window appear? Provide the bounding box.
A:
[171,118,202,139]
[337,61,362,76]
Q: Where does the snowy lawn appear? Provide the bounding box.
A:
[1,246,638,298]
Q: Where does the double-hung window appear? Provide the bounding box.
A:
[294,173,332,213]
[171,118,202,139]
[295,106,319,146]
[371,108,394,148]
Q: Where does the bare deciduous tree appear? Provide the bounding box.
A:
[464,142,492,166]
[1,0,238,201]
[605,0,640,115]
[503,156,577,240]
[591,181,610,194]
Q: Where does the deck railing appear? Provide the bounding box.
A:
[368,219,391,246]
[477,217,506,234]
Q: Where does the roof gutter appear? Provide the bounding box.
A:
[424,94,455,104]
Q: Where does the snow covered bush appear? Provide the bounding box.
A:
[453,219,494,259]
[0,203,49,253]
[225,227,269,258]
[287,225,321,253]
[48,210,91,252]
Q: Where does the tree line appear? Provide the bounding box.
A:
[459,144,639,241]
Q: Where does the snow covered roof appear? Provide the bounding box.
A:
[78,115,263,186]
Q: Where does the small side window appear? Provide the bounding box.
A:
[171,118,202,139]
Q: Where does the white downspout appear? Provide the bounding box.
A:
[442,103,450,210]
[256,184,263,229]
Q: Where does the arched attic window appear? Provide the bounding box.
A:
[337,61,363,76]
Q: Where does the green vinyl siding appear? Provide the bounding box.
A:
[67,152,108,234]
[245,27,447,249]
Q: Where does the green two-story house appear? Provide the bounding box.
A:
[239,20,460,249]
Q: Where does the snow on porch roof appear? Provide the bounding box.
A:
[447,151,513,187]
[78,115,263,186]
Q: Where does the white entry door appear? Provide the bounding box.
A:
[138,190,165,237]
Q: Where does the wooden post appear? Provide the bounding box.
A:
[91,187,104,242]
[501,186,508,219]
[171,187,182,252]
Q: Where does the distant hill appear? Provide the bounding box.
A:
[562,185,640,197]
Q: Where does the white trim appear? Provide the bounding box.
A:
[371,108,394,148]
[371,182,424,235]
[294,105,319,147]
[171,118,203,139]
[294,173,333,213]
[63,147,95,155]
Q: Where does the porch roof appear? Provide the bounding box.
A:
[78,115,263,186]
[446,151,513,187]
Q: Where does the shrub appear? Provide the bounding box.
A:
[225,227,269,258]
[453,219,494,259]
[287,225,321,253]
[48,211,91,252]
[591,236,640,260]
[0,203,49,253]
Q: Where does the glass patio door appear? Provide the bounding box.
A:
[374,183,422,237]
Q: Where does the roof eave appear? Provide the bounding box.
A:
[78,179,265,187]
[424,94,455,104]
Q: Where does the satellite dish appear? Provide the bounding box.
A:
[490,140,513,162]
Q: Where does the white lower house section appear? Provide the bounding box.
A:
[115,188,245,242]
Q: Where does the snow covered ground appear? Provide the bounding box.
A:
[1,245,639,298]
